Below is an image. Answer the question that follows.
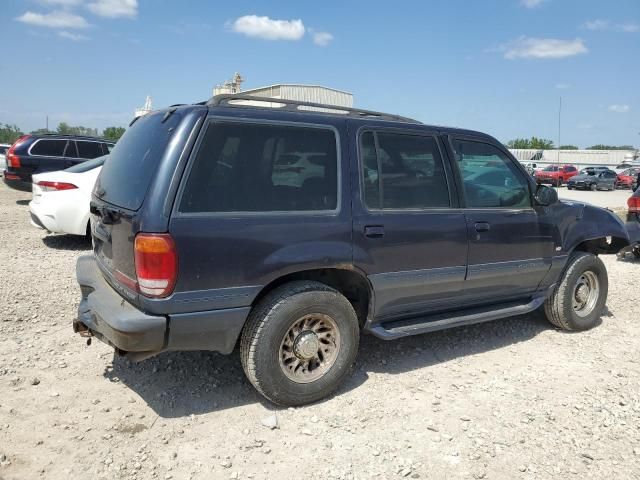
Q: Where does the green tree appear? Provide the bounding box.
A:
[507,137,554,149]
[0,124,24,144]
[559,145,579,150]
[30,128,51,135]
[587,144,635,150]
[102,126,126,142]
[56,122,98,137]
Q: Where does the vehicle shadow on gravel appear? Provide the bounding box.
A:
[15,199,30,206]
[42,234,92,251]
[104,309,560,417]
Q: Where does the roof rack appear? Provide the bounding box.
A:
[206,94,421,124]
[37,133,110,141]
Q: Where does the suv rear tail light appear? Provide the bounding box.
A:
[37,181,78,192]
[628,196,640,213]
[6,135,30,168]
[134,233,178,298]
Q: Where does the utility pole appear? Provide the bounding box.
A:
[557,96,562,167]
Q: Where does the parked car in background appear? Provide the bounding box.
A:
[567,168,617,191]
[29,156,106,236]
[535,164,578,187]
[3,134,114,191]
[74,94,630,407]
[616,167,640,189]
[0,143,10,175]
[614,162,634,174]
[621,188,640,258]
[523,162,540,176]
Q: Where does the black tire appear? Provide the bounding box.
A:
[590,183,597,191]
[543,252,608,331]
[567,185,573,190]
[556,178,563,188]
[633,246,640,259]
[240,281,360,406]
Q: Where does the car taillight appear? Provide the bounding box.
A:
[36,181,78,192]
[628,196,640,213]
[134,233,178,298]
[6,135,30,168]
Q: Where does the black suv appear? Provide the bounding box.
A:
[3,134,114,191]
[75,95,630,406]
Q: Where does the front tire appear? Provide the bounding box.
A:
[543,252,608,331]
[590,183,597,191]
[240,281,360,406]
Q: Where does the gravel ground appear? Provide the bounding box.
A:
[1,183,639,480]
[557,187,632,210]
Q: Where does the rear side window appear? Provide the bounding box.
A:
[30,139,67,157]
[179,122,338,213]
[95,111,184,210]
[64,141,78,158]
[77,141,103,159]
[360,131,450,209]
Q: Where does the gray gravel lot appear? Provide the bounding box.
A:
[1,183,639,480]
[557,187,632,210]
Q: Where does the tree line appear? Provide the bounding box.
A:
[506,137,636,150]
[0,122,126,144]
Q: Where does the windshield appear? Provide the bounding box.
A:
[543,166,558,171]
[94,110,184,210]
[65,156,106,173]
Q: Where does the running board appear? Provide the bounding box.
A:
[368,296,545,340]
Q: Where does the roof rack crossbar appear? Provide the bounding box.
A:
[206,94,421,124]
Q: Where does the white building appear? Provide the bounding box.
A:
[212,73,353,108]
[134,96,153,118]
[510,148,638,169]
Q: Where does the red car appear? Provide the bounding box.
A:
[535,165,579,187]
[616,167,640,189]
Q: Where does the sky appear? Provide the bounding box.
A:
[0,0,638,148]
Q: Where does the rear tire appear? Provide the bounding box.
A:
[240,281,360,406]
[590,183,597,191]
[543,252,608,331]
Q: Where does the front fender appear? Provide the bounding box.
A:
[559,201,630,254]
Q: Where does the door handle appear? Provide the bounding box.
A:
[364,225,385,238]
[474,222,490,232]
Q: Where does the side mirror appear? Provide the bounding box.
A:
[535,184,558,206]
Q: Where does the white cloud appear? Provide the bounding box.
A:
[555,83,571,89]
[501,36,587,59]
[58,30,89,40]
[520,0,546,8]
[584,19,610,30]
[16,10,89,29]
[312,31,333,46]
[38,0,84,6]
[619,23,639,33]
[231,15,305,41]
[583,19,639,32]
[608,104,630,113]
[87,0,137,18]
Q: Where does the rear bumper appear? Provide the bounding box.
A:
[3,175,31,192]
[29,200,60,233]
[75,255,249,356]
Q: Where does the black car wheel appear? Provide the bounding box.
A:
[590,183,597,191]
[240,281,360,406]
[543,252,608,331]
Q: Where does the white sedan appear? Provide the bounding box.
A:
[29,156,106,236]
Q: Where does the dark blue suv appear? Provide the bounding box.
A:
[75,95,630,406]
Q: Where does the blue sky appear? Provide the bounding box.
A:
[0,0,638,147]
